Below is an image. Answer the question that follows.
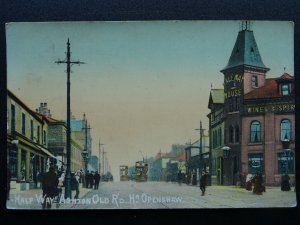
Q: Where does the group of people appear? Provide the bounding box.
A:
[84,170,101,189]
[38,167,85,209]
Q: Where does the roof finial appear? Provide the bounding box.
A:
[284,67,286,72]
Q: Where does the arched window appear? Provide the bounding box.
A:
[229,125,234,143]
[281,119,292,141]
[250,121,261,143]
[235,125,240,143]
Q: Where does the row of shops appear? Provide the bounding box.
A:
[7,90,94,191]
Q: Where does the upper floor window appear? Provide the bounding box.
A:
[281,84,290,96]
[11,104,15,131]
[281,119,292,141]
[21,113,26,136]
[30,120,34,140]
[43,130,47,145]
[37,125,40,144]
[251,75,258,88]
[250,121,261,143]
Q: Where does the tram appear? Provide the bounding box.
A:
[119,165,129,181]
[135,161,148,182]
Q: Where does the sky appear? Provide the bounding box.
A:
[6,21,294,180]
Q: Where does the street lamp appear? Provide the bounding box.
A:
[81,150,89,187]
[281,139,291,174]
[222,146,231,159]
[281,138,290,150]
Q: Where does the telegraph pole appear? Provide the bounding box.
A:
[82,113,91,169]
[98,138,104,173]
[195,121,205,182]
[102,147,107,176]
[55,39,84,199]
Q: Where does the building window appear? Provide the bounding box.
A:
[43,130,46,145]
[229,125,234,143]
[278,152,294,174]
[30,120,34,140]
[281,84,290,96]
[37,125,40,144]
[20,150,27,181]
[11,104,15,131]
[250,121,261,143]
[22,113,26,136]
[9,145,18,179]
[248,153,264,175]
[251,75,258,88]
[281,119,292,141]
[235,126,240,143]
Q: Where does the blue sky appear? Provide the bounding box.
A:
[6,21,294,179]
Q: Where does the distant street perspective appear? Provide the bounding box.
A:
[7,181,296,209]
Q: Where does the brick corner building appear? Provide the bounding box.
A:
[208,21,295,186]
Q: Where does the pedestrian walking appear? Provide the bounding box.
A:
[281,174,291,191]
[89,171,95,189]
[71,172,80,199]
[252,173,264,195]
[177,170,183,185]
[200,171,208,196]
[58,171,65,187]
[85,170,90,188]
[94,171,101,190]
[245,174,253,191]
[41,166,59,209]
[7,166,11,200]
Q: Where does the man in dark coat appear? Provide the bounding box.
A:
[252,173,264,195]
[200,171,208,196]
[281,174,291,191]
[94,171,101,190]
[177,170,183,185]
[89,171,94,189]
[42,166,59,209]
[85,170,90,188]
[71,172,80,199]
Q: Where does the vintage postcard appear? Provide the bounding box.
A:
[6,21,296,209]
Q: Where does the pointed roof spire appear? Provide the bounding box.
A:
[221,21,269,72]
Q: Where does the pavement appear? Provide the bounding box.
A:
[6,182,297,209]
[6,184,94,210]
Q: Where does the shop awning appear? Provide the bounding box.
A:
[36,145,56,158]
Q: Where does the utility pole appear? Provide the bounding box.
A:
[102,147,107,176]
[195,121,205,182]
[82,113,91,169]
[98,138,104,173]
[55,38,84,199]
